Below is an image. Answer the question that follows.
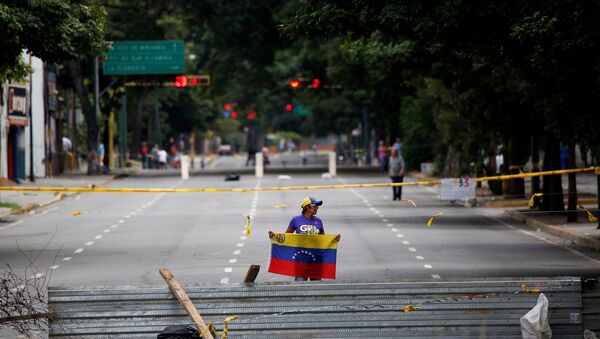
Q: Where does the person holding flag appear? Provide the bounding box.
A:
[269,197,340,281]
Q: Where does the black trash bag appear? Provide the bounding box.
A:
[225,174,240,181]
[157,325,199,339]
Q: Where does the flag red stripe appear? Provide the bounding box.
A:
[268,258,336,279]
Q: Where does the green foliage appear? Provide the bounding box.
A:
[0,1,108,82]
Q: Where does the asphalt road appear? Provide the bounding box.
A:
[1,173,600,288]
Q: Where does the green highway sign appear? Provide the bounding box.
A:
[103,40,185,75]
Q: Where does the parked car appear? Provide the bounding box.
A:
[217,144,233,155]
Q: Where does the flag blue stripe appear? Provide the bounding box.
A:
[271,244,337,264]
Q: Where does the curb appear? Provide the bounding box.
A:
[505,211,600,251]
[0,174,119,219]
[484,198,598,208]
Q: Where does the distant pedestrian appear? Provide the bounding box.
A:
[389,148,406,201]
[378,140,388,174]
[140,142,149,169]
[392,137,403,156]
[158,148,168,169]
[98,143,106,171]
[151,144,160,169]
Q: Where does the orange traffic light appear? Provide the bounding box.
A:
[289,79,300,88]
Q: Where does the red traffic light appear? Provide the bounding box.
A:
[224,103,231,110]
[289,79,300,89]
[312,78,321,89]
[231,111,238,118]
[175,76,188,88]
[285,103,294,112]
[247,111,257,120]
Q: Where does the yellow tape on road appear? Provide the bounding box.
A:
[0,167,596,193]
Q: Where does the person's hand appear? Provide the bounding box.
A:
[268,231,274,239]
[334,234,341,242]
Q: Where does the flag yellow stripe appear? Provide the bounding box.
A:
[271,233,338,250]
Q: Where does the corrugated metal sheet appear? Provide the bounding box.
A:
[48,277,584,338]
[582,278,600,335]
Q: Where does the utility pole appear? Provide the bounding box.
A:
[362,106,370,165]
[28,54,34,182]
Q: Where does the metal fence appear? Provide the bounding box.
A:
[48,276,596,338]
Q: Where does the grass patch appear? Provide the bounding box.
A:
[0,202,21,211]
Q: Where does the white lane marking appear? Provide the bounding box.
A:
[111,224,118,229]
[0,220,24,231]
[408,247,417,252]
[402,241,410,245]
[85,241,94,246]
[236,243,244,247]
[118,219,125,223]
[94,235,102,239]
[379,214,385,218]
[74,248,84,254]
[220,277,229,284]
[125,215,131,219]
[431,274,441,279]
[382,219,389,222]
[224,267,233,273]
[233,250,242,255]
[396,234,404,238]
[240,236,247,240]
[416,256,425,260]
[391,228,398,232]
[62,257,72,261]
[131,211,137,216]
[370,208,376,212]
[49,265,60,270]
[229,259,238,263]
[387,223,394,227]
[424,264,433,269]
[103,229,110,233]
[485,214,600,265]
[383,196,388,200]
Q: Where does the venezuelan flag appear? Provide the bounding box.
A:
[268,233,338,279]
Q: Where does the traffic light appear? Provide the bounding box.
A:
[285,103,294,112]
[224,103,231,110]
[231,111,238,118]
[312,78,321,89]
[247,111,257,120]
[289,79,300,89]
[173,75,211,87]
[175,76,188,88]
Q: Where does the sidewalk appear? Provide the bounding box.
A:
[0,174,117,219]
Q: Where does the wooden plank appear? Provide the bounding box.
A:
[159,268,214,339]
[243,264,260,283]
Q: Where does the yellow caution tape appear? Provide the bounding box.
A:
[199,321,217,338]
[528,193,543,207]
[521,283,541,293]
[402,305,420,313]
[0,167,596,193]
[275,204,287,208]
[578,204,598,222]
[72,211,81,216]
[221,315,239,339]
[426,212,443,227]
[401,199,417,207]
[245,215,252,237]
